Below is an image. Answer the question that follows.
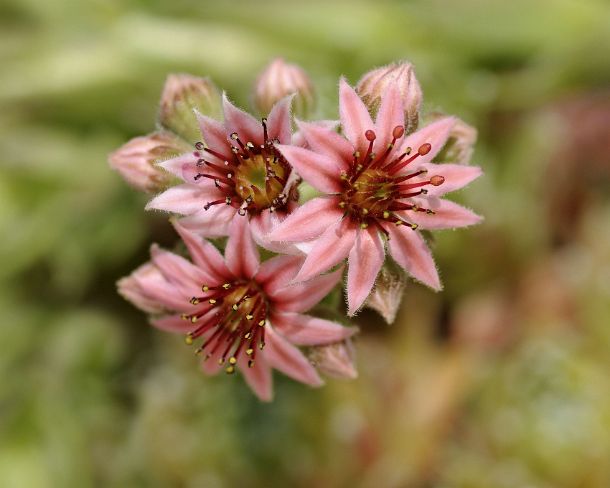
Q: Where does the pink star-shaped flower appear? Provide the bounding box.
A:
[146,94,300,252]
[118,217,355,401]
[269,79,483,315]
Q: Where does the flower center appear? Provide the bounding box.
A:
[180,280,269,373]
[192,119,294,215]
[338,126,445,232]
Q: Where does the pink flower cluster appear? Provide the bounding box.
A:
[112,59,482,401]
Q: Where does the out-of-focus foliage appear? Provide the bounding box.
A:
[1,0,610,486]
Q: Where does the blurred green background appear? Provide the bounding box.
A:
[1,0,610,486]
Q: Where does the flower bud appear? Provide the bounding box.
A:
[255,58,315,118]
[309,340,357,380]
[158,74,222,143]
[357,61,423,132]
[430,115,478,165]
[109,131,189,192]
[364,266,406,324]
[117,263,166,314]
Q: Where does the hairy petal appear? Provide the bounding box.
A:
[399,116,456,167]
[295,120,353,165]
[151,314,194,334]
[276,145,342,193]
[339,78,375,151]
[387,226,441,290]
[177,205,235,238]
[268,197,342,243]
[347,228,385,316]
[257,255,304,295]
[266,95,293,144]
[273,266,344,313]
[225,217,260,278]
[294,220,357,282]
[146,183,219,215]
[409,198,483,229]
[150,245,210,295]
[264,326,323,386]
[172,219,232,281]
[419,163,482,197]
[157,152,196,179]
[222,93,262,145]
[240,355,273,401]
[375,83,404,147]
[270,311,357,346]
[195,110,232,160]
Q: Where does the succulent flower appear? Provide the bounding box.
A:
[255,58,315,119]
[109,74,222,192]
[431,115,478,165]
[109,131,188,193]
[147,94,301,251]
[357,61,423,132]
[309,340,358,380]
[118,217,356,401]
[269,79,482,315]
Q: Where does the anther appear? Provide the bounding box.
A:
[246,348,254,356]
[225,366,235,374]
[365,129,377,142]
[202,285,209,292]
[393,125,405,139]
[383,211,390,219]
[430,175,445,186]
[246,314,254,320]
[189,297,200,305]
[222,283,231,289]
[209,299,217,305]
[185,335,193,345]
[418,143,432,156]
[258,320,265,327]
[195,142,205,150]
[229,357,237,365]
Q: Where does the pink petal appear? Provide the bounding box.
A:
[250,211,301,255]
[172,219,232,281]
[177,205,235,238]
[275,145,342,193]
[225,217,260,278]
[419,163,482,197]
[272,266,343,313]
[268,197,343,243]
[339,77,375,151]
[266,95,293,144]
[295,120,353,165]
[151,314,193,333]
[240,355,273,401]
[195,110,232,160]
[201,343,225,376]
[294,220,357,282]
[292,119,339,147]
[145,183,220,215]
[387,225,441,290]
[119,262,189,312]
[399,116,456,168]
[347,228,385,316]
[375,83,404,147]
[264,326,323,387]
[150,245,210,294]
[270,311,356,346]
[157,152,196,179]
[222,93,262,145]
[256,255,304,295]
[409,197,483,229]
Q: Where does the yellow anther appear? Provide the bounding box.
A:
[246,348,254,356]
[232,304,239,310]
[209,299,217,305]
[383,211,390,219]
[244,332,252,339]
[360,222,369,229]
[246,314,254,320]
[362,208,369,215]
[258,320,266,327]
[190,316,198,323]
[222,283,231,289]
[225,366,235,374]
[185,335,193,345]
[202,285,209,292]
[218,358,224,365]
[410,223,419,230]
[395,220,404,226]
[259,342,265,350]
[248,360,255,368]
[338,201,347,208]
[229,357,237,365]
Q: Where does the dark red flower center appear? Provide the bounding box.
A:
[192,119,296,216]
[180,280,269,373]
[338,125,444,234]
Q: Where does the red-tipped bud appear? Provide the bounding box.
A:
[365,129,377,142]
[392,125,405,139]
[429,114,478,165]
[309,340,358,380]
[430,175,445,186]
[418,143,432,156]
[356,61,423,132]
[159,74,222,143]
[364,266,406,324]
[109,131,189,193]
[254,58,315,118]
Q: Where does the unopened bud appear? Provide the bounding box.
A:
[255,58,315,118]
[109,131,189,192]
[430,115,478,165]
[117,263,165,314]
[364,267,406,324]
[309,340,357,380]
[357,61,423,133]
[158,74,222,143]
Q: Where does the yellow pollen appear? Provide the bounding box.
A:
[232,304,239,310]
[190,316,198,323]
[383,211,390,219]
[244,332,252,339]
[246,348,254,356]
[246,314,254,320]
[258,320,265,327]
[202,285,209,292]
[225,366,235,374]
[362,208,369,215]
[360,222,368,229]
[248,360,255,368]
[229,357,237,365]
[209,299,217,304]
[222,283,231,289]
[338,201,346,208]
[185,335,193,345]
